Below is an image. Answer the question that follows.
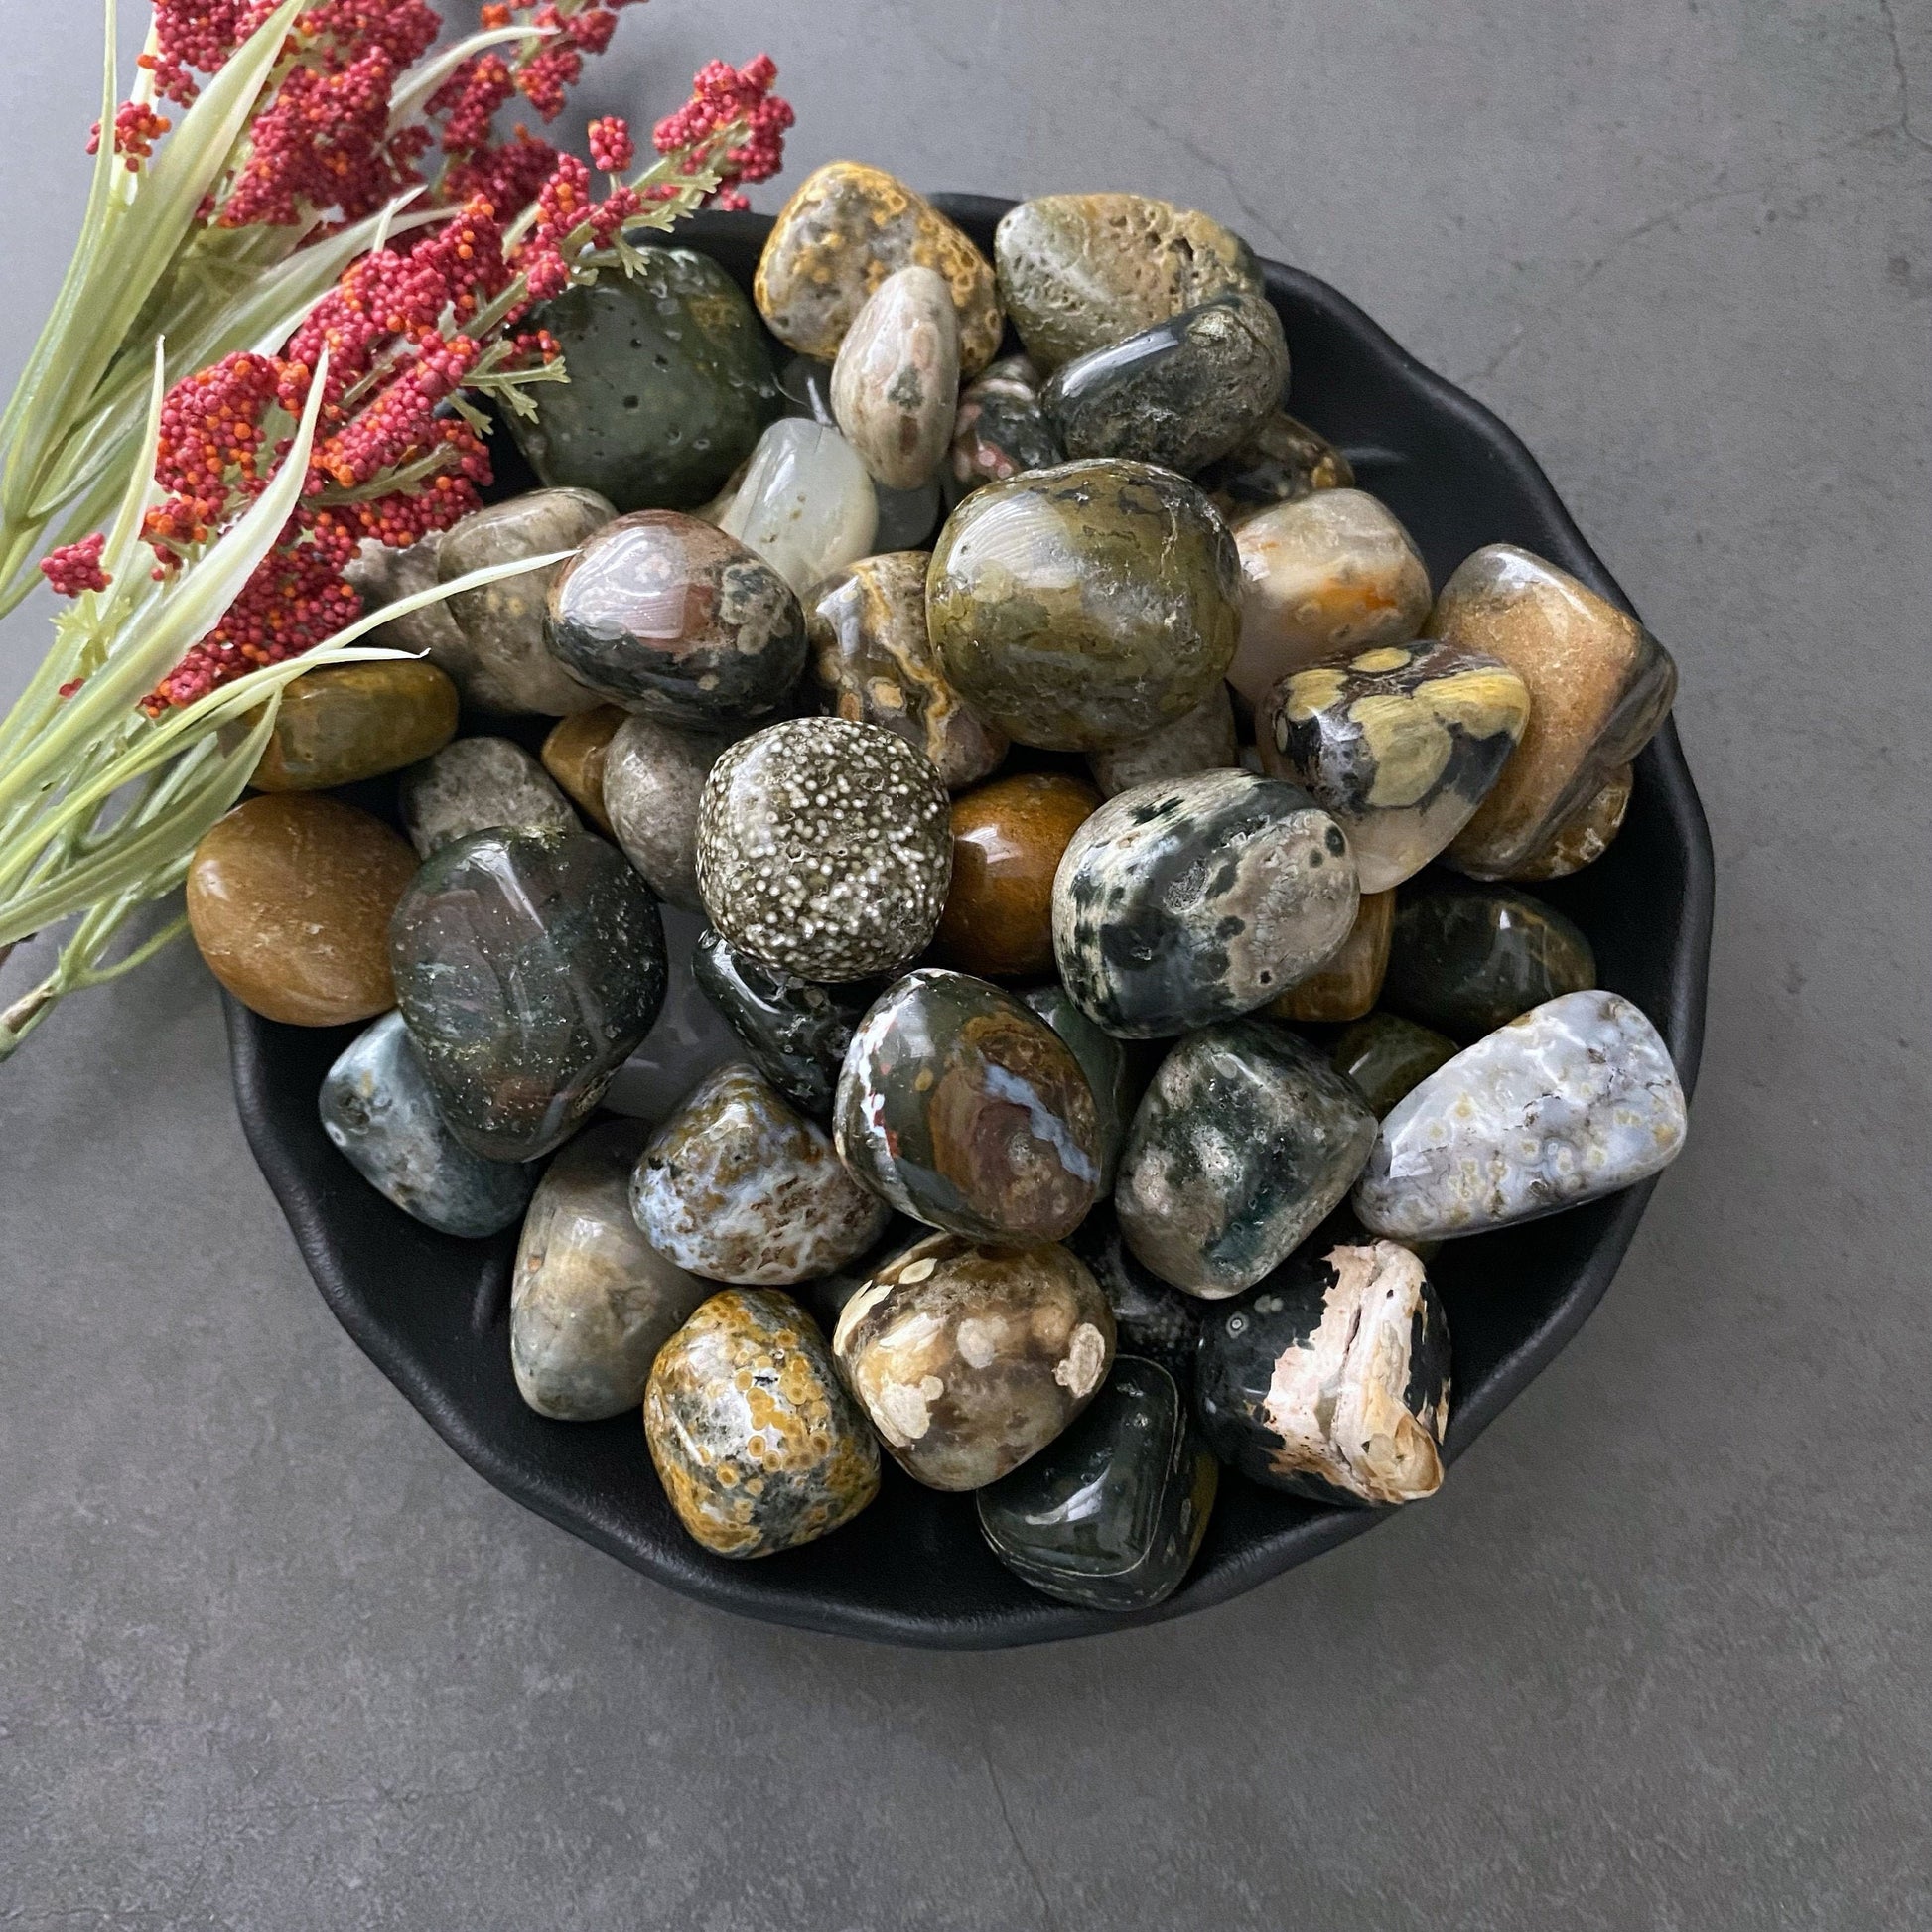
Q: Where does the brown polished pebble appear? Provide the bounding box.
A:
[1505,762,1635,881]
[1267,889,1395,1024]
[186,794,416,1026]
[539,705,625,833]
[932,771,1101,978]
[249,660,459,792]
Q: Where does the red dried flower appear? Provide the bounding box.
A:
[651,54,792,210]
[41,535,111,599]
[587,115,634,175]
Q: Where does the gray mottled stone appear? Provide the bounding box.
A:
[601,713,729,914]
[1086,684,1239,798]
[397,737,577,859]
[1352,989,1689,1240]
[831,266,961,489]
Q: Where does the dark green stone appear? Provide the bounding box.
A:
[511,248,781,512]
[1020,982,1136,1190]
[1332,1011,1460,1116]
[389,826,667,1161]
[977,1356,1217,1611]
[1197,409,1355,523]
[1064,1203,1203,1386]
[947,354,1066,500]
[1040,292,1289,474]
[1382,881,1597,1041]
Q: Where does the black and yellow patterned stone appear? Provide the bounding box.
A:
[1382,880,1597,1042]
[927,460,1241,753]
[831,1233,1115,1490]
[977,1355,1218,1611]
[947,354,1065,501]
[1331,1011,1459,1116]
[1260,639,1531,894]
[834,969,1102,1246]
[1197,409,1354,526]
[1115,1019,1377,1298]
[644,1289,879,1558]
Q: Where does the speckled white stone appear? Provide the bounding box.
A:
[720,419,879,595]
[1352,989,1688,1240]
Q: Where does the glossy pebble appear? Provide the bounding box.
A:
[250,660,457,792]
[1198,409,1354,525]
[398,735,577,858]
[720,419,879,596]
[601,713,730,914]
[540,705,624,833]
[831,266,961,489]
[1266,889,1394,1025]
[1383,881,1596,1041]
[1507,762,1634,881]
[1064,1203,1204,1385]
[1331,1012,1459,1117]
[947,353,1065,500]
[1020,983,1138,1194]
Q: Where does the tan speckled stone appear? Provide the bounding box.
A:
[1504,761,1635,881]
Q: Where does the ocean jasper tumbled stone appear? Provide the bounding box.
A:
[806,551,1007,789]
[320,1011,536,1238]
[250,660,458,791]
[1195,1240,1451,1506]
[1508,762,1634,881]
[1331,1012,1459,1117]
[720,419,879,596]
[1064,1203,1204,1385]
[927,459,1241,752]
[389,826,666,1161]
[540,705,624,833]
[1020,984,1137,1194]
[630,1062,889,1284]
[1198,409,1354,526]
[1260,639,1531,893]
[510,1119,709,1421]
[695,718,951,982]
[545,511,805,729]
[1230,489,1434,706]
[1086,684,1239,799]
[948,354,1065,500]
[601,714,730,914]
[1266,889,1394,1025]
[831,1233,1115,1490]
[1353,989,1689,1241]
[1116,1019,1378,1298]
[1428,544,1678,878]
[645,1289,879,1558]
[831,266,960,489]
[398,736,577,858]
[1051,769,1360,1038]
[1041,290,1289,474]
[834,969,1103,1246]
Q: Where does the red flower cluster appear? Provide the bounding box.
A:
[651,54,792,211]
[41,535,111,600]
[86,102,174,172]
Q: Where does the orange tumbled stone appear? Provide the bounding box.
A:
[932,770,1100,979]
[1267,889,1395,1024]
[186,794,417,1025]
[540,704,625,833]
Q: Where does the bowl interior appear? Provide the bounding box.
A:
[226,199,1713,1648]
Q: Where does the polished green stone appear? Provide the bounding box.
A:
[1020,982,1137,1191]
[511,247,781,513]
[1331,1011,1459,1116]
[1382,881,1597,1041]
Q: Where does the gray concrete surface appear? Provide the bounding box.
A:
[3,2,1928,1925]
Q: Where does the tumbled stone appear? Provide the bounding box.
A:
[438,489,613,715]
[1041,290,1289,474]
[344,535,469,670]
[646,1289,879,1557]
[1260,639,1531,892]
[1331,1012,1459,1117]
[779,357,945,548]
[1428,544,1678,878]
[540,705,624,833]
[1230,489,1433,706]
[691,927,876,1117]
[1086,684,1239,798]
[1064,1203,1203,1384]
[933,772,1100,980]
[398,735,576,859]
[186,795,415,1026]
[830,266,961,489]
[1196,1240,1451,1506]
[1198,409,1354,525]
[629,1062,889,1284]
[834,969,1102,1246]
[1382,881,1596,1041]
[1267,889,1394,1025]
[720,419,879,595]
[1116,1019,1377,1298]
[599,713,728,914]
[389,826,666,1160]
[510,1119,709,1421]
[978,1355,1217,1611]
[600,907,747,1125]
[250,660,458,792]
[1020,984,1137,1194]
[1353,990,1689,1240]
[695,718,951,982]
[993,193,1263,369]
[1052,769,1360,1038]
[948,354,1065,501]
[831,1233,1115,1490]
[755,162,1004,373]
[510,247,780,512]
[320,1011,536,1238]
[806,551,1007,789]
[1504,761,1635,882]
[928,459,1241,752]
[544,510,805,729]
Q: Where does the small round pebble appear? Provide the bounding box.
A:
[601,713,730,913]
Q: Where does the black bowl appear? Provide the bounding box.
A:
[227,198,1714,1648]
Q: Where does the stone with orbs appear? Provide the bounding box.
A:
[1260,639,1531,892]
[831,1233,1115,1491]
[1052,769,1360,1038]
[1230,489,1433,706]
[389,826,666,1161]
[1266,889,1394,1025]
[1086,684,1239,799]
[1116,1019,1378,1298]
[540,705,624,833]
[834,969,1103,1246]
[948,354,1065,501]
[629,1062,889,1285]
[1198,409,1354,526]
[978,1355,1217,1611]
[1020,983,1138,1194]
[933,772,1100,980]
[1504,762,1634,882]
[510,248,780,512]
[720,419,879,596]
[186,795,415,1026]
[1352,990,1689,1240]
[1331,1012,1459,1117]
[599,713,729,914]
[927,459,1241,752]
[645,1289,879,1558]
[510,1119,709,1421]
[398,736,576,859]
[1195,1240,1451,1506]
[830,266,961,489]
[320,1011,535,1238]
[249,660,457,791]
[695,717,951,983]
